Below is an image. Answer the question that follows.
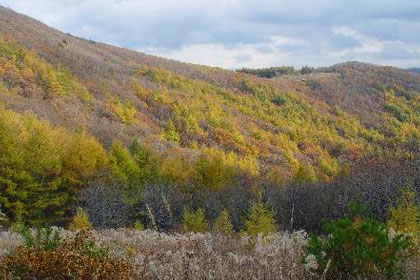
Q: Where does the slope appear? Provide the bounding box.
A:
[0,5,419,186]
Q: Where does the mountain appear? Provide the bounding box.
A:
[408,67,420,74]
[0,6,419,226]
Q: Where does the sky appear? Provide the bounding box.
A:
[1,0,420,69]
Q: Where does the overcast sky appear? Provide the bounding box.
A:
[2,0,420,69]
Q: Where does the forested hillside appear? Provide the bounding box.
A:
[0,6,419,232]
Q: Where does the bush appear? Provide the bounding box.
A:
[165,120,180,143]
[0,231,137,280]
[243,202,277,236]
[69,207,92,230]
[17,224,61,252]
[384,103,408,122]
[182,208,208,233]
[304,204,415,279]
[109,96,137,125]
[133,220,144,231]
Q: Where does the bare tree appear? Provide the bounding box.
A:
[0,204,8,229]
[79,178,131,228]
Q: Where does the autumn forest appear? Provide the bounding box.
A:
[0,5,420,280]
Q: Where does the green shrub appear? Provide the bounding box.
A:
[384,103,408,122]
[304,204,414,279]
[182,208,208,233]
[270,95,286,106]
[17,223,61,252]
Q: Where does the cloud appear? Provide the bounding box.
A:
[1,0,420,68]
[332,26,383,54]
[140,36,348,69]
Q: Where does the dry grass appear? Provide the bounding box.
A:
[1,228,419,280]
[0,229,309,279]
[95,229,309,280]
[0,230,22,258]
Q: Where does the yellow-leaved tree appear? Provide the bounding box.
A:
[212,209,233,235]
[387,189,420,236]
[182,208,208,233]
[243,202,277,236]
[69,207,92,230]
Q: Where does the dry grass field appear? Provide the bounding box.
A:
[1,228,419,280]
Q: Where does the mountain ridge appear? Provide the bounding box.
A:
[409,67,420,74]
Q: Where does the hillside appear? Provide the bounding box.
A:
[0,6,419,228]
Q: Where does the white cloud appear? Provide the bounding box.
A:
[140,35,310,69]
[271,36,305,46]
[140,36,338,69]
[329,25,420,67]
[332,26,383,54]
[141,43,276,69]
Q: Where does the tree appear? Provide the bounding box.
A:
[108,141,142,201]
[387,189,420,235]
[305,206,414,279]
[0,107,106,225]
[165,120,179,143]
[194,148,236,189]
[129,140,160,184]
[294,164,316,183]
[300,65,314,74]
[182,208,208,233]
[140,184,183,231]
[69,207,92,230]
[133,220,144,231]
[212,209,233,235]
[0,204,8,228]
[79,178,131,228]
[61,133,107,186]
[243,202,277,236]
